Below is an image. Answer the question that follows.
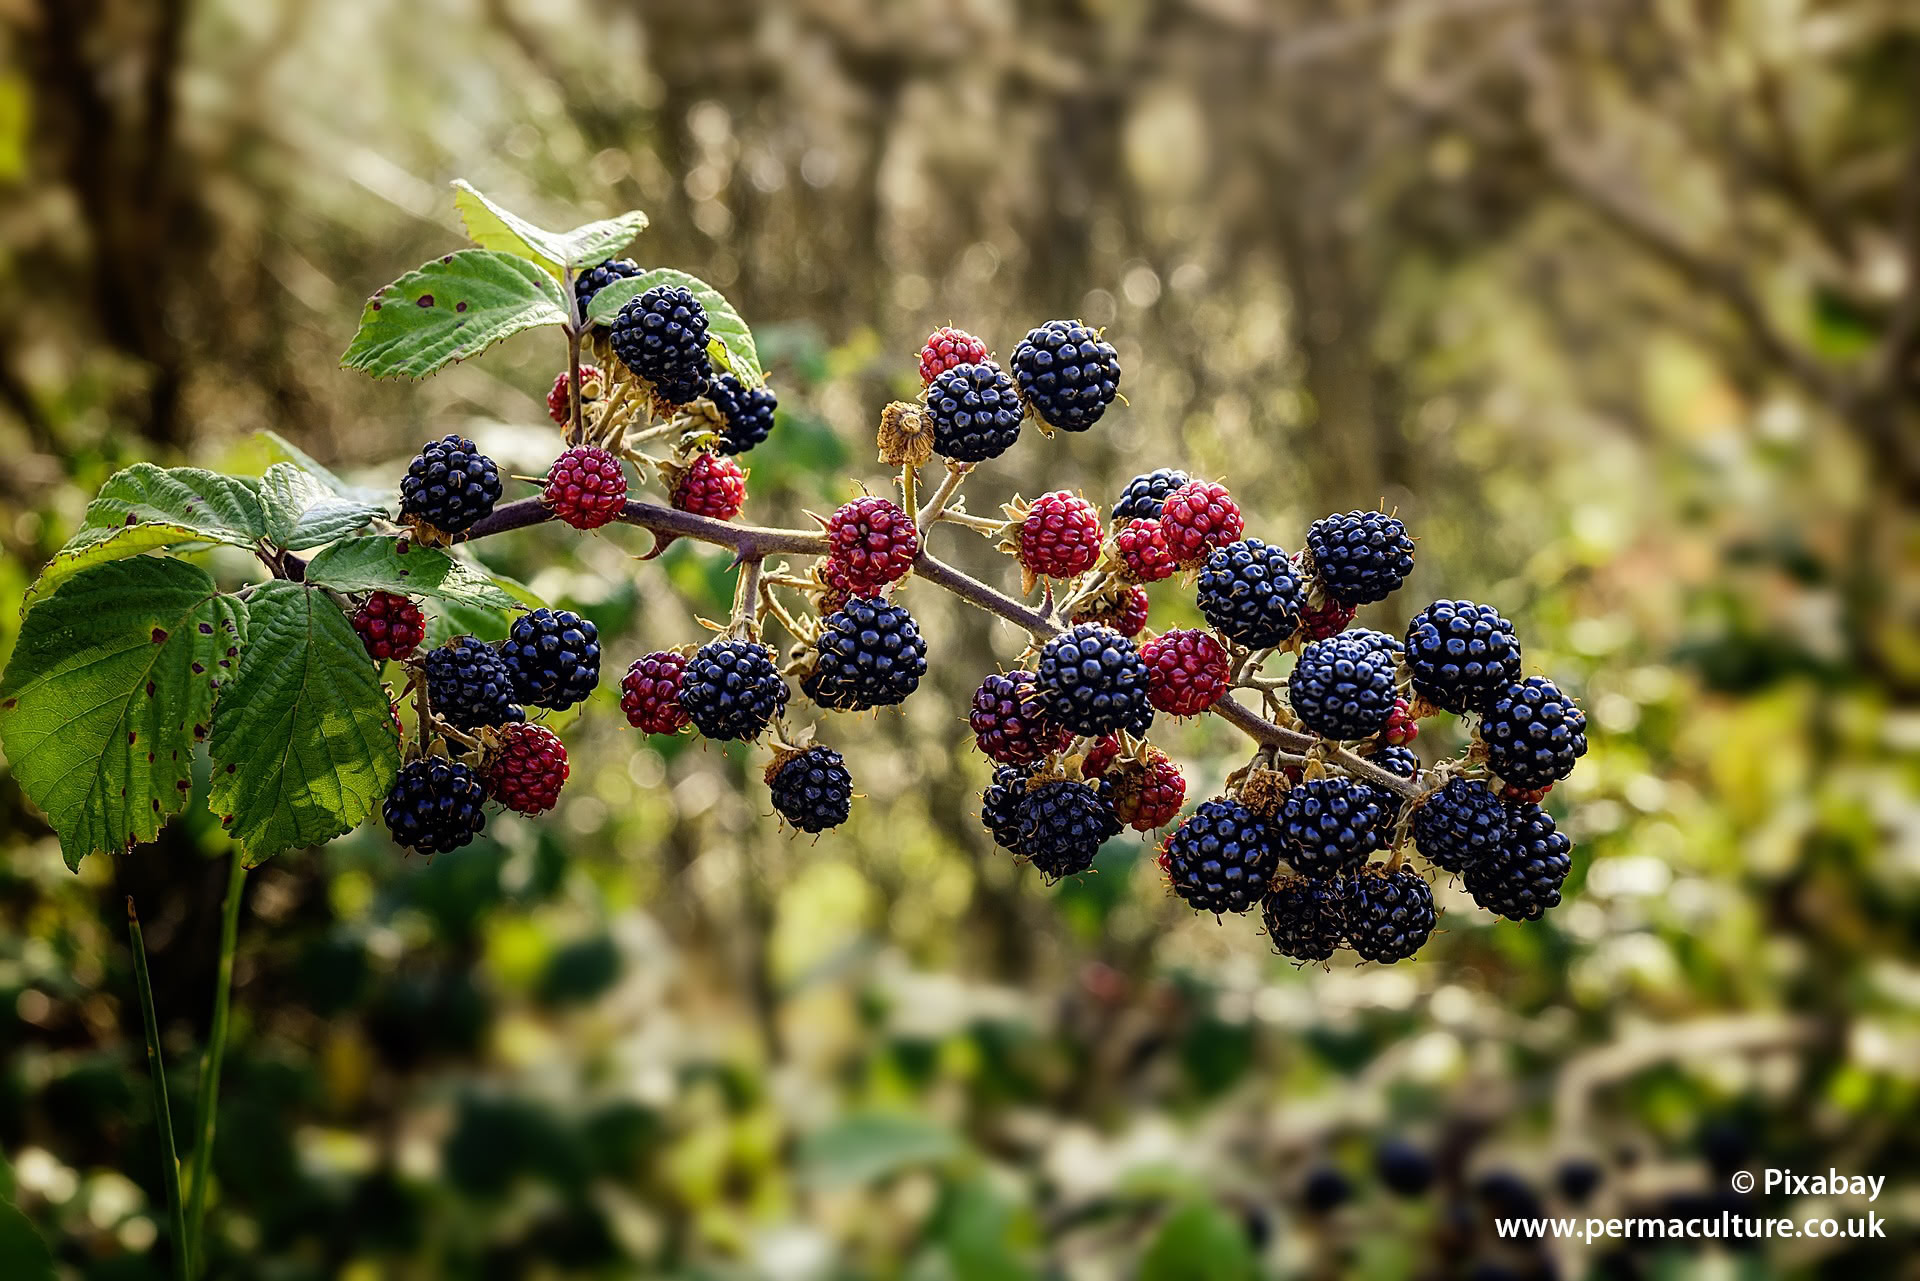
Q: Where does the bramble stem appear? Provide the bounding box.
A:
[916,463,970,534]
[128,898,191,1280]
[185,848,246,1270]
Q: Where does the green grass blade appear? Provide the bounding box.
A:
[185,849,246,1271]
[127,898,191,1280]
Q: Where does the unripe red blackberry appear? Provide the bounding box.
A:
[608,283,711,406]
[1464,801,1571,920]
[671,452,746,522]
[1341,864,1437,963]
[1409,777,1508,874]
[484,723,569,815]
[1196,539,1303,649]
[1017,778,1120,881]
[1277,776,1390,878]
[1010,319,1121,433]
[620,651,691,735]
[926,360,1024,462]
[1163,796,1279,914]
[383,758,488,854]
[802,597,927,711]
[1100,746,1186,831]
[767,746,854,834]
[1305,510,1415,605]
[1111,518,1175,583]
[809,556,861,615]
[1478,677,1587,789]
[968,669,1072,765]
[918,326,989,385]
[1263,874,1346,963]
[680,638,790,741]
[1141,628,1231,717]
[1288,633,1398,740]
[826,496,919,591]
[1112,468,1191,523]
[1403,599,1522,714]
[1081,735,1122,779]
[546,365,603,426]
[1017,491,1102,580]
[1035,623,1155,737]
[352,591,425,663]
[1381,698,1420,746]
[400,434,502,537]
[1298,598,1358,641]
[1157,480,1244,567]
[1072,584,1151,638]
[543,445,627,530]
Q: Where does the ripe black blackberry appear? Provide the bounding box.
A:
[767,746,854,833]
[499,608,600,711]
[1196,538,1304,649]
[1277,776,1390,878]
[1364,744,1421,822]
[680,638,790,740]
[424,636,520,730]
[1410,777,1509,874]
[399,434,502,536]
[1034,623,1155,737]
[1403,599,1522,714]
[609,284,711,405]
[801,597,928,711]
[383,758,488,854]
[1479,677,1587,790]
[1288,633,1398,740]
[1374,1139,1437,1198]
[1341,863,1437,964]
[981,765,1034,854]
[1305,510,1416,605]
[1112,468,1191,523]
[1464,801,1571,920]
[1301,1167,1354,1215]
[708,372,778,455]
[1263,874,1346,963]
[1010,319,1121,432]
[925,360,1024,462]
[572,257,641,321]
[1017,779,1118,882]
[1163,797,1279,914]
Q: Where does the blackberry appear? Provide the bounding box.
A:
[351,591,425,663]
[1410,777,1508,874]
[620,651,691,735]
[1111,518,1175,583]
[918,326,989,385]
[1277,776,1389,878]
[1301,1167,1354,1215]
[708,372,778,455]
[981,765,1033,854]
[1464,802,1571,920]
[572,257,641,321]
[1112,468,1191,523]
[1196,538,1304,649]
[1263,874,1346,963]
[399,434,502,537]
[1364,744,1421,822]
[424,636,520,730]
[1010,319,1121,432]
[1017,491,1103,580]
[1479,677,1588,789]
[1034,623,1154,737]
[500,608,600,711]
[1141,628,1231,717]
[1556,1157,1604,1204]
[608,284,711,405]
[1157,480,1243,567]
[1100,746,1186,831]
[484,723,569,816]
[1017,778,1119,882]
[1375,1140,1437,1198]
[802,597,927,711]
[1305,510,1416,605]
[680,638,790,740]
[926,360,1024,462]
[546,364,602,426]
[767,746,854,834]
[1341,864,1437,964]
[1288,633,1398,740]
[1163,797,1279,914]
[543,445,627,530]
[383,758,488,855]
[1072,584,1150,638]
[969,669,1072,765]
[1403,600,1522,714]
[826,496,919,591]
[670,452,747,522]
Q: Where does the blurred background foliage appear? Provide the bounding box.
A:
[1,0,1918,1278]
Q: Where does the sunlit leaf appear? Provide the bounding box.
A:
[340,249,569,379]
[259,463,385,551]
[452,180,647,280]
[304,537,521,609]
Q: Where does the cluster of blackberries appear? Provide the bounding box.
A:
[913,320,1123,464]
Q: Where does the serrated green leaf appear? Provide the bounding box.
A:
[303,537,520,609]
[451,181,648,281]
[259,430,394,508]
[0,558,247,870]
[1138,1201,1257,1281]
[208,582,399,865]
[340,249,569,380]
[586,268,763,386]
[259,463,386,551]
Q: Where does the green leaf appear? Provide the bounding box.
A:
[0,558,246,870]
[585,268,763,386]
[0,1203,54,1281]
[1138,1202,1257,1281]
[339,249,570,380]
[259,430,394,508]
[304,537,521,609]
[425,599,514,650]
[259,463,386,551]
[799,1113,961,1187]
[207,581,399,865]
[24,464,267,612]
[452,180,648,279]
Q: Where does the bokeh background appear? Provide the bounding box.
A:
[2,1,1918,1278]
